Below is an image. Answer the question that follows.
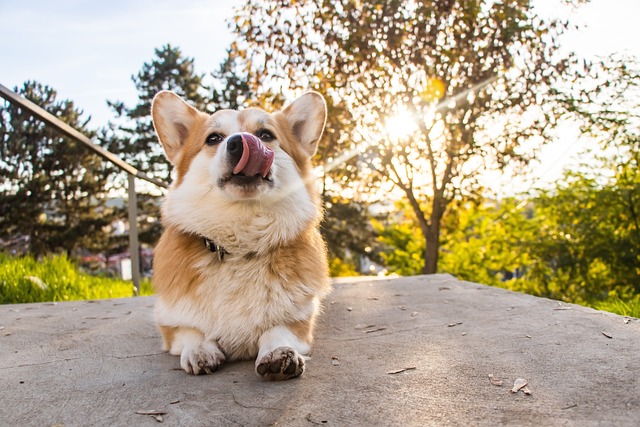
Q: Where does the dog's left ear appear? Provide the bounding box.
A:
[282,92,327,158]
[152,91,202,164]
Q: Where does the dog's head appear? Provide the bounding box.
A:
[151,91,327,250]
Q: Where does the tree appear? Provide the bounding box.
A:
[372,201,426,276]
[0,81,113,256]
[524,55,640,302]
[102,44,209,245]
[523,161,639,303]
[375,55,639,302]
[228,0,584,273]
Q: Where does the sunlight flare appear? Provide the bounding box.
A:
[385,109,419,140]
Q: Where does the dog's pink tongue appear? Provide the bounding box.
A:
[232,133,274,178]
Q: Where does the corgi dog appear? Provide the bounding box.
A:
[150,91,332,381]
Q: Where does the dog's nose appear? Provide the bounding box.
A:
[226,133,274,178]
[226,134,244,168]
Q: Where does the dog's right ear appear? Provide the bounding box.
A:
[152,91,200,164]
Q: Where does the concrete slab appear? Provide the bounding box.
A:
[0,274,638,426]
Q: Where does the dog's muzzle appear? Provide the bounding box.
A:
[227,133,274,178]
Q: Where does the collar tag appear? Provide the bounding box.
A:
[203,238,228,261]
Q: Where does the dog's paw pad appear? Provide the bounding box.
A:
[181,343,225,375]
[256,347,305,381]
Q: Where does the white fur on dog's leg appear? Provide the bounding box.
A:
[173,328,225,375]
[256,326,310,381]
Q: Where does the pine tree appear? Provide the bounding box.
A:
[0,81,113,256]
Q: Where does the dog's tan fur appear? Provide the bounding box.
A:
[151,91,331,380]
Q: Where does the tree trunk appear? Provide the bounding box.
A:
[423,221,440,274]
[402,185,447,275]
[422,196,446,275]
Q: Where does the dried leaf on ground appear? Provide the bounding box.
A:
[602,331,613,339]
[488,374,503,386]
[387,367,416,375]
[510,378,528,393]
[448,322,463,327]
[522,386,532,395]
[136,410,167,416]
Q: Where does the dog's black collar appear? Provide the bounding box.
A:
[203,237,229,261]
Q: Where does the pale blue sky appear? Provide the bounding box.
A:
[1,0,638,193]
[0,0,235,126]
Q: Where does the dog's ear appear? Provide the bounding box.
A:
[282,92,327,158]
[151,91,200,164]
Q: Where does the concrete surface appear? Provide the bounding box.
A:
[0,274,638,427]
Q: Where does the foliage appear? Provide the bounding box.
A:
[329,257,359,277]
[439,199,535,288]
[372,202,425,276]
[376,160,638,307]
[0,253,152,304]
[0,81,114,256]
[522,156,639,303]
[227,0,587,274]
[522,55,640,303]
[322,195,380,271]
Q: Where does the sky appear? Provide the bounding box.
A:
[1,0,639,195]
[0,0,235,126]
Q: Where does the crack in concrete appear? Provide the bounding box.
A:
[0,352,167,370]
[231,394,281,411]
[0,357,81,369]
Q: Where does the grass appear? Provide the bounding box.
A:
[594,296,640,318]
[0,253,152,304]
[2,253,638,319]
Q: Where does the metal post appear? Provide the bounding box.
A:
[127,173,141,295]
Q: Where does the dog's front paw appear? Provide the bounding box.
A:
[256,346,305,381]
[180,341,225,375]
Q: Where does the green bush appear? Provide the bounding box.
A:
[0,253,152,304]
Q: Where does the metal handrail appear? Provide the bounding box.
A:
[0,83,168,189]
[0,83,167,294]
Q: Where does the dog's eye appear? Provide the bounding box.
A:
[205,133,224,146]
[256,129,275,142]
